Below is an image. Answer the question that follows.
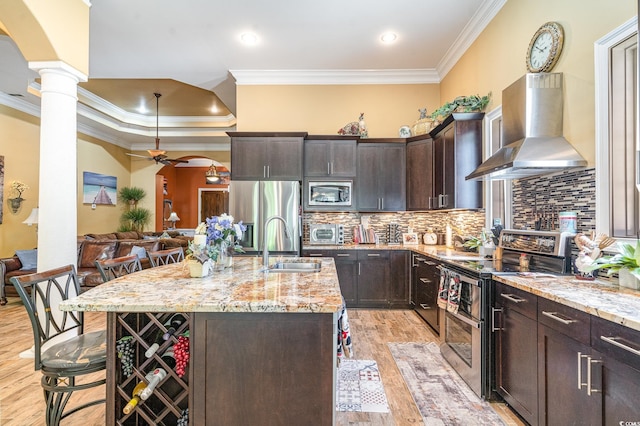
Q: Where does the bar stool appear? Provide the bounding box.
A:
[95,254,143,282]
[148,246,185,267]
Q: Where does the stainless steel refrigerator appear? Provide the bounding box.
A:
[229,181,300,255]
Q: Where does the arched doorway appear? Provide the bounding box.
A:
[156,157,230,231]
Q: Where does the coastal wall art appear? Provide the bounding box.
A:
[83,171,117,206]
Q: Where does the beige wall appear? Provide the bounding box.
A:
[237,84,440,137]
[440,0,636,167]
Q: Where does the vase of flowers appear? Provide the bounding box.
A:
[588,240,640,289]
[186,214,246,276]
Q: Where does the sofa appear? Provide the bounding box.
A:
[0,230,193,305]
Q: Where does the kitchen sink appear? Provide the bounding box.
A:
[268,261,322,273]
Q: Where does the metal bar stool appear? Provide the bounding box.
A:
[95,254,143,282]
[148,246,185,267]
[10,265,106,426]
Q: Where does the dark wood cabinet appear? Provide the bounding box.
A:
[229,133,305,180]
[429,113,483,209]
[412,253,440,333]
[494,281,538,426]
[537,297,597,426]
[304,137,357,177]
[357,142,406,211]
[406,137,434,210]
[389,250,410,308]
[303,249,410,308]
[357,250,390,307]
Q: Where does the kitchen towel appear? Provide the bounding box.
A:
[437,269,450,310]
[337,298,354,361]
[447,273,461,314]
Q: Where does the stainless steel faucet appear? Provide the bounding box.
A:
[262,215,291,268]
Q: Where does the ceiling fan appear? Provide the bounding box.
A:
[127,93,188,165]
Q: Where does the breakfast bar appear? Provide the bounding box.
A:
[60,257,343,426]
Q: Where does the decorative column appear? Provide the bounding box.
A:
[29,61,87,271]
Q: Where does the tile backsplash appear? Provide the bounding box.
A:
[303,210,485,245]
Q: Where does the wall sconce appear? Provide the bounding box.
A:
[205,164,220,184]
[167,211,180,229]
[8,180,29,213]
[23,207,39,234]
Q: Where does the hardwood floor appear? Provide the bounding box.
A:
[0,298,522,425]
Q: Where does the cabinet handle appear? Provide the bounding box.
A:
[600,335,640,356]
[308,253,323,257]
[267,165,270,178]
[358,263,361,275]
[419,303,432,310]
[412,256,421,267]
[577,352,588,390]
[425,261,437,266]
[367,253,381,257]
[380,198,384,210]
[491,307,503,332]
[336,253,351,257]
[419,278,432,284]
[541,311,577,325]
[500,293,526,303]
[327,162,331,175]
[587,356,602,396]
[330,162,334,175]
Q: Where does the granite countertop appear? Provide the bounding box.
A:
[59,257,343,314]
[304,243,640,332]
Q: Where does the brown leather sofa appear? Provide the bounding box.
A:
[0,230,193,304]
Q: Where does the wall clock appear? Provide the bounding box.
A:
[526,21,564,73]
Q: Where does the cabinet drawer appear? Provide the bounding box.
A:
[357,250,390,260]
[495,281,537,319]
[538,297,591,345]
[591,316,640,370]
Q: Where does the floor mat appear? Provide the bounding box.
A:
[388,342,505,425]
[335,359,390,413]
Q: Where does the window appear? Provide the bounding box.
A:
[595,17,638,241]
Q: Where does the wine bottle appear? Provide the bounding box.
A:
[123,381,148,414]
[140,368,167,400]
[160,347,177,370]
[163,314,185,340]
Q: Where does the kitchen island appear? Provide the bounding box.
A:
[60,257,343,426]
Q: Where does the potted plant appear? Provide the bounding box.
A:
[588,241,640,289]
[121,208,152,232]
[430,93,491,123]
[8,180,29,213]
[118,186,147,207]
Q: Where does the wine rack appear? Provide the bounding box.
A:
[111,312,190,425]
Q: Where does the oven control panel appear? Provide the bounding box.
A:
[499,229,575,256]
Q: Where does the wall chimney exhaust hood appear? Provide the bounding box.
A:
[466,73,587,181]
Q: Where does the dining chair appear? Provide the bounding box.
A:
[95,254,143,282]
[148,246,185,267]
[10,264,106,426]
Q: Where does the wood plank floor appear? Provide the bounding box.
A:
[0,297,523,425]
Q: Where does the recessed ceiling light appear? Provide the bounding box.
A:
[240,32,259,45]
[210,105,219,113]
[380,32,397,44]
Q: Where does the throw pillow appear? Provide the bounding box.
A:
[130,245,147,259]
[16,249,38,270]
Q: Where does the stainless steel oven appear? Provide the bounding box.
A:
[439,265,489,399]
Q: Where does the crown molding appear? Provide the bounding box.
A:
[436,0,506,78]
[231,69,441,85]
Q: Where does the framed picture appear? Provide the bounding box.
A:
[83,171,117,205]
[402,232,419,245]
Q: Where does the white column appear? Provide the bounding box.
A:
[29,61,87,272]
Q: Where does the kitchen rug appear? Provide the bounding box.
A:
[388,342,505,425]
[335,359,390,413]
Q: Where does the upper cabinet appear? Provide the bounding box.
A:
[357,140,406,212]
[429,113,483,210]
[228,132,306,181]
[406,137,434,210]
[304,136,357,177]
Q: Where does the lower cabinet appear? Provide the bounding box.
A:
[412,253,440,334]
[494,282,538,426]
[303,249,409,308]
[537,298,597,426]
[494,281,640,426]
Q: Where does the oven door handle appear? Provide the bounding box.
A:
[448,310,481,329]
[437,267,481,287]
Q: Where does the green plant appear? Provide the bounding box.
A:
[589,241,640,279]
[118,186,147,206]
[430,93,492,120]
[122,207,152,232]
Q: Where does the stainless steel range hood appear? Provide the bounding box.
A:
[466,73,587,181]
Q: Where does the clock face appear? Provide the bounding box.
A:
[526,22,564,73]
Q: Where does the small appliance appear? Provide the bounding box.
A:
[308,181,352,206]
[309,224,344,245]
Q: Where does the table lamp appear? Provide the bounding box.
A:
[167,211,180,229]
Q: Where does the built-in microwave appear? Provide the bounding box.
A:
[308,181,352,206]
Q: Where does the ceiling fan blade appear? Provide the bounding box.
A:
[127,153,153,160]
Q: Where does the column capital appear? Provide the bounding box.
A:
[28,60,88,83]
